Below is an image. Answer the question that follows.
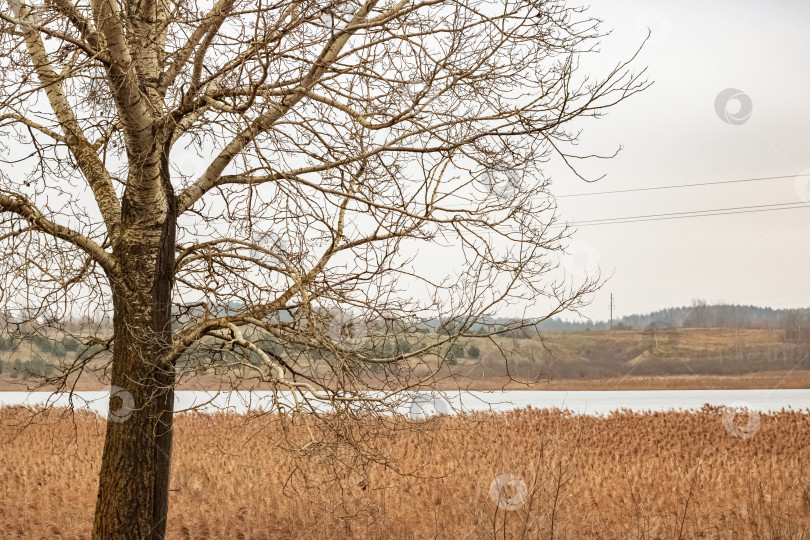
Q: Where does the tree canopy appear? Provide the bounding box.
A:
[0,0,646,535]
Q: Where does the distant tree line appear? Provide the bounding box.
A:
[489,303,810,335]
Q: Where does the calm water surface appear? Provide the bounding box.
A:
[1,389,808,417]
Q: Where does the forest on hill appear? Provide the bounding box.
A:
[533,302,810,335]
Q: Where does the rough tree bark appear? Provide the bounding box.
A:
[93,151,177,538]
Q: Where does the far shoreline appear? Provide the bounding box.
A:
[2,369,808,393]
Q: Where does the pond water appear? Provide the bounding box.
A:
[0,389,808,417]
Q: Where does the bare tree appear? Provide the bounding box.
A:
[0,0,646,535]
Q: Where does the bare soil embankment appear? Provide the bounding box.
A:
[1,327,808,391]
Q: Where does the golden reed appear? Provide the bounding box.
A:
[1,405,808,539]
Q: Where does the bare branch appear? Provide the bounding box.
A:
[0,190,117,275]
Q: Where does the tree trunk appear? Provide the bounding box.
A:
[93,154,177,539]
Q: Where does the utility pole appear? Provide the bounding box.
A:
[609,293,614,330]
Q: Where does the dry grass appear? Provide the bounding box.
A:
[1,406,809,539]
[447,370,810,391]
[467,328,810,381]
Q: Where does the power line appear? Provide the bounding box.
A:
[557,172,810,198]
[570,201,810,227]
[575,200,810,224]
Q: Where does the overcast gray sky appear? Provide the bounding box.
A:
[543,0,810,321]
[12,0,805,323]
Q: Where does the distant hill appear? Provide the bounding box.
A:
[534,304,810,334]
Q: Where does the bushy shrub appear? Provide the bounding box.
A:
[395,339,412,353]
[0,336,19,351]
[62,337,81,352]
[13,357,54,379]
[31,336,53,354]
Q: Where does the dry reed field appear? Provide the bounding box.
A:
[1,405,809,539]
